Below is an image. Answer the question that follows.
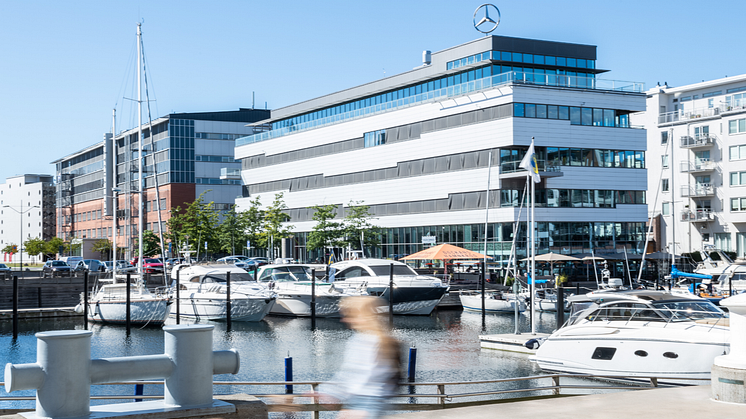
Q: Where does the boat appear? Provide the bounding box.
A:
[533,288,570,312]
[329,258,450,315]
[694,248,746,296]
[256,263,364,317]
[76,276,171,327]
[460,290,526,313]
[530,289,730,384]
[170,264,276,322]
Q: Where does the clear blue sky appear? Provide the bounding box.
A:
[1,0,744,182]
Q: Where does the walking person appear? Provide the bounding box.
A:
[316,296,402,419]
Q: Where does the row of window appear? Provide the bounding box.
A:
[272,64,597,131]
[363,130,386,148]
[513,103,631,128]
[501,189,646,208]
[195,155,238,163]
[60,147,104,169]
[448,51,596,71]
[75,209,102,223]
[196,177,241,185]
[195,132,244,140]
[500,147,645,172]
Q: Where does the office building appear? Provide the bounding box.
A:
[0,174,56,263]
[53,108,270,258]
[235,35,649,265]
[636,74,746,258]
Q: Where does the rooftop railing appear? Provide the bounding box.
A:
[236,72,645,147]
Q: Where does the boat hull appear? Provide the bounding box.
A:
[367,285,449,315]
[87,298,171,327]
[460,294,526,313]
[174,294,275,322]
[270,294,344,317]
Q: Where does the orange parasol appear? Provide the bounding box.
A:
[400,243,492,260]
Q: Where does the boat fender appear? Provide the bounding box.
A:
[73,304,83,314]
[525,338,541,350]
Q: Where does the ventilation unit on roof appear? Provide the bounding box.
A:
[422,50,431,66]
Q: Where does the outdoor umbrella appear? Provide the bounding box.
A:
[401,243,491,279]
[521,252,581,282]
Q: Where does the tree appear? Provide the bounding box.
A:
[342,201,381,252]
[43,237,67,259]
[91,239,112,260]
[237,196,265,253]
[24,238,46,259]
[135,230,163,257]
[262,192,294,253]
[306,204,344,252]
[2,243,18,256]
[216,206,243,255]
[165,191,221,259]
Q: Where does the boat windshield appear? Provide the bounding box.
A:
[652,300,725,321]
[369,265,417,276]
[202,272,256,283]
[259,266,314,282]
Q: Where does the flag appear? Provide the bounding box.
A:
[519,140,541,183]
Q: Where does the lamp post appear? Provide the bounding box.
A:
[3,201,41,279]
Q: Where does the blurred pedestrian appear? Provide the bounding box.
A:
[316,296,401,419]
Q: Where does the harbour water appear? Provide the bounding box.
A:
[1,310,560,410]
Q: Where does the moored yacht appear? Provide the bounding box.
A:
[329,259,449,315]
[256,263,364,317]
[530,290,729,384]
[170,264,276,322]
[459,290,526,313]
[76,276,171,327]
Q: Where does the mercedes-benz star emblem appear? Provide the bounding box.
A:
[473,4,500,34]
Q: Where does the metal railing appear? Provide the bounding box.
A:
[680,134,716,148]
[681,209,714,222]
[681,184,714,197]
[0,373,697,416]
[236,71,644,147]
[679,159,715,173]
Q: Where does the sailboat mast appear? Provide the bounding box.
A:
[137,23,144,280]
[112,108,117,279]
[669,127,675,276]
[483,151,492,274]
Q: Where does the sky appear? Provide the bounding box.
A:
[1,0,745,182]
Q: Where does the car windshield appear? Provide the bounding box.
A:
[369,264,417,276]
[52,261,68,267]
[144,259,160,264]
[0,264,7,268]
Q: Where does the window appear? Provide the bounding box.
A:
[661,131,668,144]
[364,129,386,147]
[732,197,746,212]
[662,155,669,168]
[662,179,669,192]
[708,99,714,108]
[715,233,731,252]
[730,145,746,160]
[731,171,746,186]
[730,118,746,134]
[738,233,746,259]
[662,202,670,216]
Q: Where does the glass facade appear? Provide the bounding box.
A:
[169,119,195,183]
[447,51,596,71]
[514,102,629,127]
[500,146,644,173]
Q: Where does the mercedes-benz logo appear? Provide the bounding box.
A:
[473,4,500,34]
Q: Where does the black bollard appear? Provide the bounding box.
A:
[126,273,131,334]
[481,261,486,329]
[12,275,18,339]
[134,383,144,402]
[285,354,293,394]
[254,265,258,282]
[226,271,232,329]
[83,271,89,330]
[37,287,42,308]
[556,287,565,328]
[311,269,316,329]
[389,263,395,326]
[575,283,580,296]
[407,346,417,383]
[175,269,180,324]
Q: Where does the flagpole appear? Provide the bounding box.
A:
[530,160,536,335]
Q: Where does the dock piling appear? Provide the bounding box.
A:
[285,353,293,394]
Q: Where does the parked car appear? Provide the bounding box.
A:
[103,260,137,273]
[130,257,164,273]
[248,257,270,267]
[165,258,185,269]
[42,260,72,278]
[71,259,104,273]
[217,255,256,271]
[0,263,11,279]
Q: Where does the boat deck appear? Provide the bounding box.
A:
[479,332,549,354]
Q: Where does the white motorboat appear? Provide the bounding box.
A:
[460,290,526,313]
[329,259,449,315]
[530,290,730,384]
[533,288,570,312]
[170,264,276,322]
[77,277,171,327]
[694,249,746,295]
[256,264,363,317]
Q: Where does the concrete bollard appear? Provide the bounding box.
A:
[5,324,239,418]
[712,292,746,403]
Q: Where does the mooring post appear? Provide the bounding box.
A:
[226,271,232,329]
[126,272,131,334]
[310,269,316,329]
[407,346,417,382]
[175,269,181,324]
[83,271,89,329]
[389,263,394,326]
[134,383,144,402]
[12,275,18,339]
[285,353,293,394]
[556,287,565,328]
[481,261,486,328]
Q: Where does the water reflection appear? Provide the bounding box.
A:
[1,310,556,410]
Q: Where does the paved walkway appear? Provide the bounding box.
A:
[387,386,745,419]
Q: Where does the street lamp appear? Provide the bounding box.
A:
[3,201,41,279]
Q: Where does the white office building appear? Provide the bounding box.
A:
[637,74,746,258]
[235,35,649,266]
[0,174,56,264]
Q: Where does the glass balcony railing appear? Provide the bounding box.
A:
[220,168,241,179]
[680,134,716,148]
[680,184,714,197]
[681,209,714,222]
[679,159,715,173]
[236,72,645,147]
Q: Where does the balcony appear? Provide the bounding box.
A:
[680,184,715,198]
[499,160,564,180]
[658,106,726,125]
[220,168,241,180]
[680,134,716,149]
[681,209,714,223]
[679,159,716,173]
